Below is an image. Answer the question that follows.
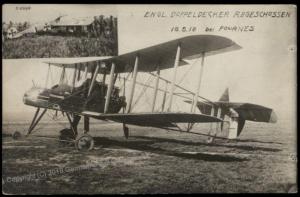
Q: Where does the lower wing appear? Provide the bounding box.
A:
[81,111,222,127]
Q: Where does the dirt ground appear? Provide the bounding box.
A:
[2,120,297,194]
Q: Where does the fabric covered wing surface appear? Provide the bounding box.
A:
[111,35,241,73]
[44,35,241,73]
[88,112,222,127]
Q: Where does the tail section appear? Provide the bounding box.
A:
[219,88,244,140]
[185,87,277,141]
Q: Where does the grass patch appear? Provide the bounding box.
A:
[2,35,117,58]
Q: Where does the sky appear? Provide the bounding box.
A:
[2,4,297,124]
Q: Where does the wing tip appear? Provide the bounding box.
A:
[269,110,278,123]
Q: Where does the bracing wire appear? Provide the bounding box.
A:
[131,75,154,111]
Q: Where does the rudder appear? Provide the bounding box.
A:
[219,88,229,102]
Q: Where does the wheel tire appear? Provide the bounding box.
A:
[12,131,21,140]
[59,128,77,146]
[75,134,94,151]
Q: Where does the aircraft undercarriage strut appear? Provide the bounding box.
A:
[66,113,81,137]
[84,116,89,134]
[61,114,94,151]
[75,115,94,151]
[26,108,47,136]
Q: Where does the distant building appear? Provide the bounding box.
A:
[49,15,117,37]
[50,16,94,34]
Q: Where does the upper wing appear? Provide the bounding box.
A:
[43,56,113,68]
[44,35,241,73]
[81,111,222,127]
[109,35,241,73]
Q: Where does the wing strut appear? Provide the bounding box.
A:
[59,66,66,85]
[102,63,107,83]
[71,63,78,92]
[84,63,88,80]
[104,62,116,113]
[161,81,168,112]
[126,55,139,113]
[87,62,100,97]
[191,52,205,113]
[77,63,81,81]
[168,43,181,112]
[209,106,215,130]
[151,66,160,112]
[148,72,214,105]
[188,53,206,132]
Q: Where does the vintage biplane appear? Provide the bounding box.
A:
[20,35,277,150]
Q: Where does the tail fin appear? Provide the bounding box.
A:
[219,88,229,102]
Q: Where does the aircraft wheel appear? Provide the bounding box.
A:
[12,131,22,140]
[59,128,76,146]
[75,134,94,151]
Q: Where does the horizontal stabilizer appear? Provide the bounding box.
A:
[229,103,277,123]
[185,100,277,123]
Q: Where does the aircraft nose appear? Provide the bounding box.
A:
[23,88,42,103]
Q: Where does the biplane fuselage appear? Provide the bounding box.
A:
[23,81,126,114]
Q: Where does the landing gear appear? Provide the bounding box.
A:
[75,134,94,151]
[59,113,81,146]
[26,108,47,136]
[59,115,95,151]
[84,116,89,134]
[13,107,46,140]
[24,108,95,151]
[59,128,76,146]
[74,116,94,151]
